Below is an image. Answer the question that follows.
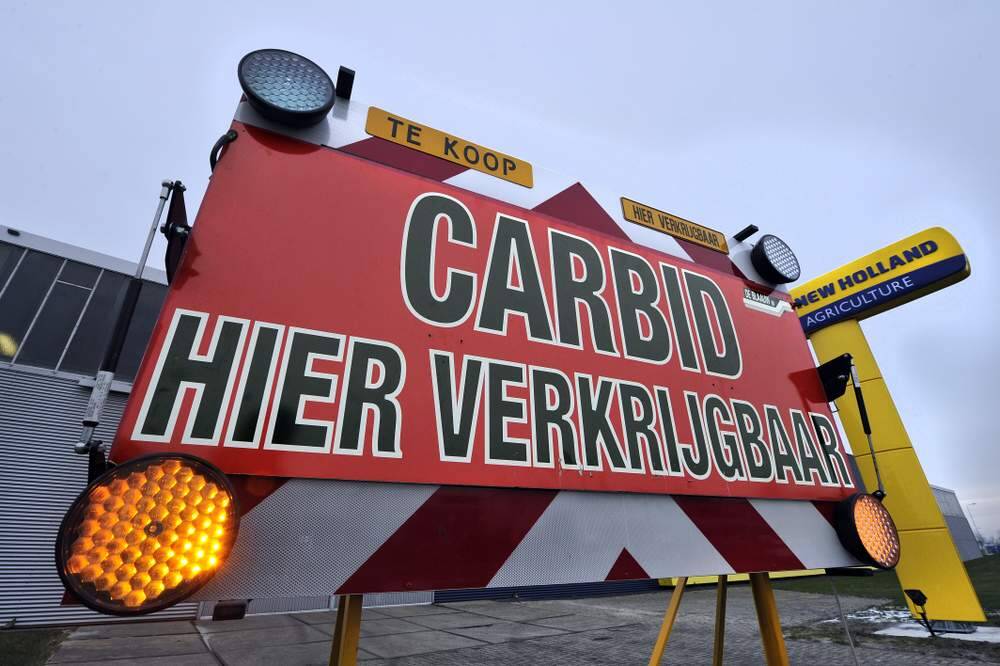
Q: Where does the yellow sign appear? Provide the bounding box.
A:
[620,197,729,254]
[365,107,533,188]
[791,227,969,334]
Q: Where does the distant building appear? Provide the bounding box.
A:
[931,485,984,561]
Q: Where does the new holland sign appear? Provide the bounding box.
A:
[791,227,970,334]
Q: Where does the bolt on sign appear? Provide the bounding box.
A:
[114,130,853,503]
[365,106,533,188]
[621,197,729,254]
[791,227,970,334]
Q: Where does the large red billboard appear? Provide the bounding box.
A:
[111,123,854,502]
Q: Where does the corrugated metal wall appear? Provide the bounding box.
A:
[0,366,197,626]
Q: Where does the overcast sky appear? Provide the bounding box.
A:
[2,2,997,536]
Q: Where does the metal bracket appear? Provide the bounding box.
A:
[816,353,853,402]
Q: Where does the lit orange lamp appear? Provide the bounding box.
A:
[56,454,239,614]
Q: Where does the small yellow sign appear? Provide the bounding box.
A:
[620,197,729,254]
[365,107,533,188]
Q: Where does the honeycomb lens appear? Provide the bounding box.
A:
[56,454,239,615]
[853,493,901,568]
[238,49,335,128]
[834,492,900,569]
[750,234,801,284]
[760,235,800,282]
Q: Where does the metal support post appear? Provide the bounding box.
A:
[831,579,860,666]
[75,181,174,467]
[329,594,363,666]
[749,572,789,666]
[966,502,986,554]
[713,575,728,666]
[648,577,687,666]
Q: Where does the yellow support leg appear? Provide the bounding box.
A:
[648,576,687,666]
[713,575,727,666]
[329,594,363,666]
[810,320,985,622]
[749,572,789,666]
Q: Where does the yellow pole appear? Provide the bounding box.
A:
[749,572,789,666]
[810,320,985,622]
[648,576,687,666]
[329,594,364,666]
[712,574,728,666]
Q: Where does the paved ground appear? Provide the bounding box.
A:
[46,587,995,665]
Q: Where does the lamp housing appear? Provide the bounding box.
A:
[238,49,335,128]
[750,234,801,284]
[56,454,239,615]
[834,492,900,569]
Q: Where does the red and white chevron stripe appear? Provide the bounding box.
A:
[194,478,855,601]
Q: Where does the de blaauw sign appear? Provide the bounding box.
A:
[112,129,854,503]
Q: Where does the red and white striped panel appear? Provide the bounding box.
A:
[194,479,856,601]
[191,101,856,602]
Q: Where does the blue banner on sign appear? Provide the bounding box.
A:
[799,255,967,333]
